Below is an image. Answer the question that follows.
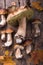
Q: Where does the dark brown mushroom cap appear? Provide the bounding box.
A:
[0,9,7,15]
[23,40,32,47]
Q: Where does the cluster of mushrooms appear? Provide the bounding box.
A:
[0,2,41,59]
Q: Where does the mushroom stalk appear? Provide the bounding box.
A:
[34,24,40,37]
[4,33,12,47]
[15,17,26,43]
[0,15,6,26]
[1,33,5,41]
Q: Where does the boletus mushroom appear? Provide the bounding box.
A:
[32,19,41,37]
[2,28,13,47]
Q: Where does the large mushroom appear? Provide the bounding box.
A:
[14,16,26,44]
[32,19,41,37]
[7,3,34,44]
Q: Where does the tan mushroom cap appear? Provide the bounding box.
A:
[1,28,13,34]
[5,28,13,33]
[0,9,7,15]
[32,20,41,24]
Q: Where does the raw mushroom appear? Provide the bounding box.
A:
[32,20,41,37]
[15,48,23,59]
[24,40,32,54]
[14,45,24,59]
[26,44,32,54]
[3,28,13,47]
[15,17,26,43]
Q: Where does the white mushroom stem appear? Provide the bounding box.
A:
[34,24,40,34]
[4,33,12,47]
[15,17,26,39]
[0,15,6,26]
[1,33,5,40]
[26,44,32,54]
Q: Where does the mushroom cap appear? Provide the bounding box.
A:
[5,28,13,33]
[32,19,41,24]
[1,30,6,34]
[0,9,7,15]
[24,40,32,47]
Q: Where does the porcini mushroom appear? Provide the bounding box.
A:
[32,19,41,37]
[24,40,32,54]
[3,28,13,47]
[14,44,24,59]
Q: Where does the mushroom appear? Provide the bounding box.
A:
[24,40,32,54]
[32,19,41,37]
[15,48,23,59]
[0,9,7,27]
[7,5,27,44]
[3,28,13,47]
[14,17,26,44]
[14,44,24,59]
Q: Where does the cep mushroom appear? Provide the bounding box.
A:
[14,44,24,59]
[24,40,32,54]
[3,28,13,47]
[0,9,7,27]
[32,19,41,37]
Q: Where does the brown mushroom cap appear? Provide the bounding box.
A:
[0,9,7,15]
[32,19,41,24]
[5,28,13,33]
[1,30,6,34]
[23,40,32,47]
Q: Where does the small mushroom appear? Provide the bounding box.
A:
[14,44,24,59]
[15,48,23,59]
[3,28,13,47]
[32,19,41,37]
[23,40,32,54]
[26,44,32,54]
[14,17,26,44]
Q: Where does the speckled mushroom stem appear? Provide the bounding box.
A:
[15,17,26,40]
